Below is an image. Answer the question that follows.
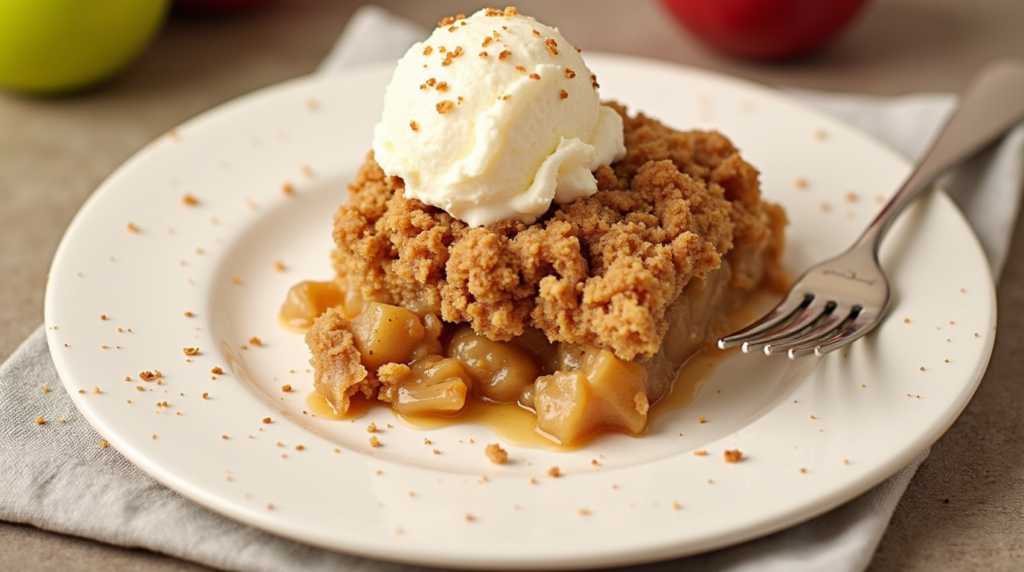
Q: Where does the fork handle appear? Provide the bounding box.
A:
[858,59,1024,252]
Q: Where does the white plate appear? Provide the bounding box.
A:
[45,54,995,569]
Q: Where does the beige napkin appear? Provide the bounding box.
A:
[1,5,1021,572]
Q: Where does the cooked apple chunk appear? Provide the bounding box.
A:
[533,345,649,444]
[378,356,472,416]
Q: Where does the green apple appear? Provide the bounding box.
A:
[0,0,170,95]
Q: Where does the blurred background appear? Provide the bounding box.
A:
[2,0,1023,570]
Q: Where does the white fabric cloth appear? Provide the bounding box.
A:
[2,5,1022,571]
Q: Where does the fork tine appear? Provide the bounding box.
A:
[764,305,859,356]
[717,293,812,350]
[791,309,883,358]
[739,298,836,353]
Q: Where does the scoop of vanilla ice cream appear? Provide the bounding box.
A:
[371,7,626,227]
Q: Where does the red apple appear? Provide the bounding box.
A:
[660,0,869,60]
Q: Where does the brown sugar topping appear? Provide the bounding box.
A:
[409,121,420,132]
[559,89,568,100]
[564,67,576,79]
[528,73,540,80]
[544,38,558,56]
[485,443,509,464]
[436,100,456,114]
[423,46,433,56]
[498,49,512,61]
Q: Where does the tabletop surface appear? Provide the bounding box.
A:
[2,0,1023,570]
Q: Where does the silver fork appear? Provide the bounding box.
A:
[718,59,1024,358]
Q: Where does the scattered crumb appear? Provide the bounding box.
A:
[202,392,209,399]
[127,222,139,233]
[367,422,378,433]
[182,194,199,206]
[211,367,224,375]
[99,440,109,448]
[723,449,743,463]
[282,183,294,195]
[369,435,380,448]
[799,467,807,474]
[698,415,706,424]
[262,417,272,424]
[464,513,476,522]
[281,384,292,392]
[183,347,199,356]
[793,177,808,190]
[35,417,45,425]
[693,449,708,456]
[42,386,50,394]
[577,508,591,516]
[671,501,682,511]
[547,466,562,478]
[485,443,508,464]
[295,445,305,451]
[249,336,262,346]
[273,260,286,272]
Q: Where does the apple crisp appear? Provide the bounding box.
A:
[295,104,786,444]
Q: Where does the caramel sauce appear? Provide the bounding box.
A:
[306,391,370,421]
[398,399,575,451]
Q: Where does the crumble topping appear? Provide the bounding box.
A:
[331,103,785,361]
